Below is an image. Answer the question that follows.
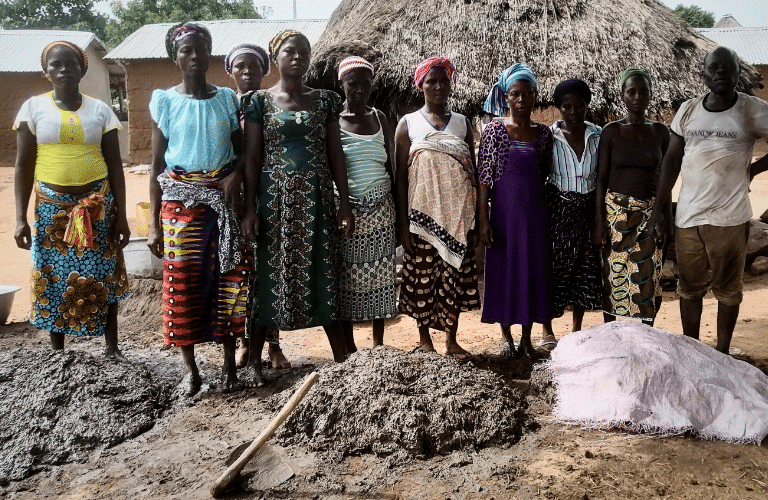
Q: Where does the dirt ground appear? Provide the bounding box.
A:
[1,168,768,499]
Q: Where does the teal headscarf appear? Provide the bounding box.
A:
[483,63,538,116]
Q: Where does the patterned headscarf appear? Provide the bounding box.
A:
[618,68,652,92]
[483,63,537,116]
[552,78,592,108]
[338,56,374,80]
[268,30,308,59]
[413,56,457,88]
[41,41,88,75]
[165,22,212,61]
[224,43,270,76]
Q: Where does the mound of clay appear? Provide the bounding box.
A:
[0,348,172,480]
[118,278,163,341]
[274,348,529,458]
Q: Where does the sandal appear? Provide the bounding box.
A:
[447,351,473,363]
[500,341,518,359]
[538,340,558,352]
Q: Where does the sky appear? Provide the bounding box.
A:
[658,0,768,27]
[95,1,767,26]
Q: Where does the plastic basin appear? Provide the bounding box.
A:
[0,285,22,324]
[123,238,163,279]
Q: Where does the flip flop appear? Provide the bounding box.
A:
[500,341,518,359]
[538,340,558,352]
[447,351,473,363]
[410,344,436,354]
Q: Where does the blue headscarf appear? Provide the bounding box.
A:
[483,63,538,116]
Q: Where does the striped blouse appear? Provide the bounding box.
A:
[341,125,389,198]
[548,121,601,194]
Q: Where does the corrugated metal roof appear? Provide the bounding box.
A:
[106,19,328,60]
[0,30,106,72]
[697,27,768,65]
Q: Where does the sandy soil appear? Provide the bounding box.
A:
[0,168,767,499]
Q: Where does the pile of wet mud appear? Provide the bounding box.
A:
[0,348,174,480]
[526,366,557,416]
[273,347,531,459]
[118,278,163,343]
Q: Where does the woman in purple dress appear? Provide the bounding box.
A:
[477,64,554,358]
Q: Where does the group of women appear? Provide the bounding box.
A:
[14,22,670,394]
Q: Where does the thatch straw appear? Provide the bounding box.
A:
[308,0,761,122]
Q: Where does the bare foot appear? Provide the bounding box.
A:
[445,342,472,362]
[517,339,541,360]
[411,343,436,353]
[221,371,243,393]
[235,344,249,369]
[268,344,291,369]
[221,358,243,393]
[179,372,202,396]
[241,363,265,388]
[104,347,127,362]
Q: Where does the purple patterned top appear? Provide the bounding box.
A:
[477,120,553,187]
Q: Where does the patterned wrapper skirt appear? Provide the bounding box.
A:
[31,180,129,336]
[161,175,251,346]
[252,166,339,331]
[399,234,480,332]
[335,182,398,322]
[546,185,604,317]
[603,190,662,321]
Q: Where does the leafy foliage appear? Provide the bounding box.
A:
[106,0,262,48]
[674,4,715,28]
[0,0,109,40]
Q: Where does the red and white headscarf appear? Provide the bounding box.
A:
[413,56,457,88]
[338,56,374,79]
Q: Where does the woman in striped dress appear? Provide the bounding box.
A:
[335,56,398,348]
[540,79,603,349]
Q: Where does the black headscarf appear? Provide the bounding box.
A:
[552,79,592,108]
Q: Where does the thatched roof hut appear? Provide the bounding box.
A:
[308,0,761,122]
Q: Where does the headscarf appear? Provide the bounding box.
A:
[165,22,212,61]
[482,63,537,116]
[40,41,88,75]
[552,78,592,108]
[618,68,652,92]
[224,43,270,76]
[338,56,374,80]
[413,56,457,88]
[268,30,308,59]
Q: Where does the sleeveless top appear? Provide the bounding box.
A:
[340,111,389,198]
[607,133,662,200]
[405,109,467,142]
[13,92,121,186]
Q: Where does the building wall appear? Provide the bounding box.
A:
[81,45,112,105]
[0,73,52,168]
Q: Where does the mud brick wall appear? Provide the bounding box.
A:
[0,73,54,168]
[125,58,280,165]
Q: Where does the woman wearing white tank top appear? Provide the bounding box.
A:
[393,57,480,361]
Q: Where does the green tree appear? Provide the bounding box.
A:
[674,4,716,28]
[106,0,262,48]
[0,0,109,40]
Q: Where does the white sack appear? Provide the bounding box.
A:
[547,322,768,444]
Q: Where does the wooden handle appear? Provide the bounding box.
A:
[210,371,320,498]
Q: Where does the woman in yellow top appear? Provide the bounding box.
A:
[13,41,130,357]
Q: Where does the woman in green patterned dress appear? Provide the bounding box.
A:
[240,30,355,385]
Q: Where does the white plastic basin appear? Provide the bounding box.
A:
[0,285,22,324]
[123,238,163,279]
